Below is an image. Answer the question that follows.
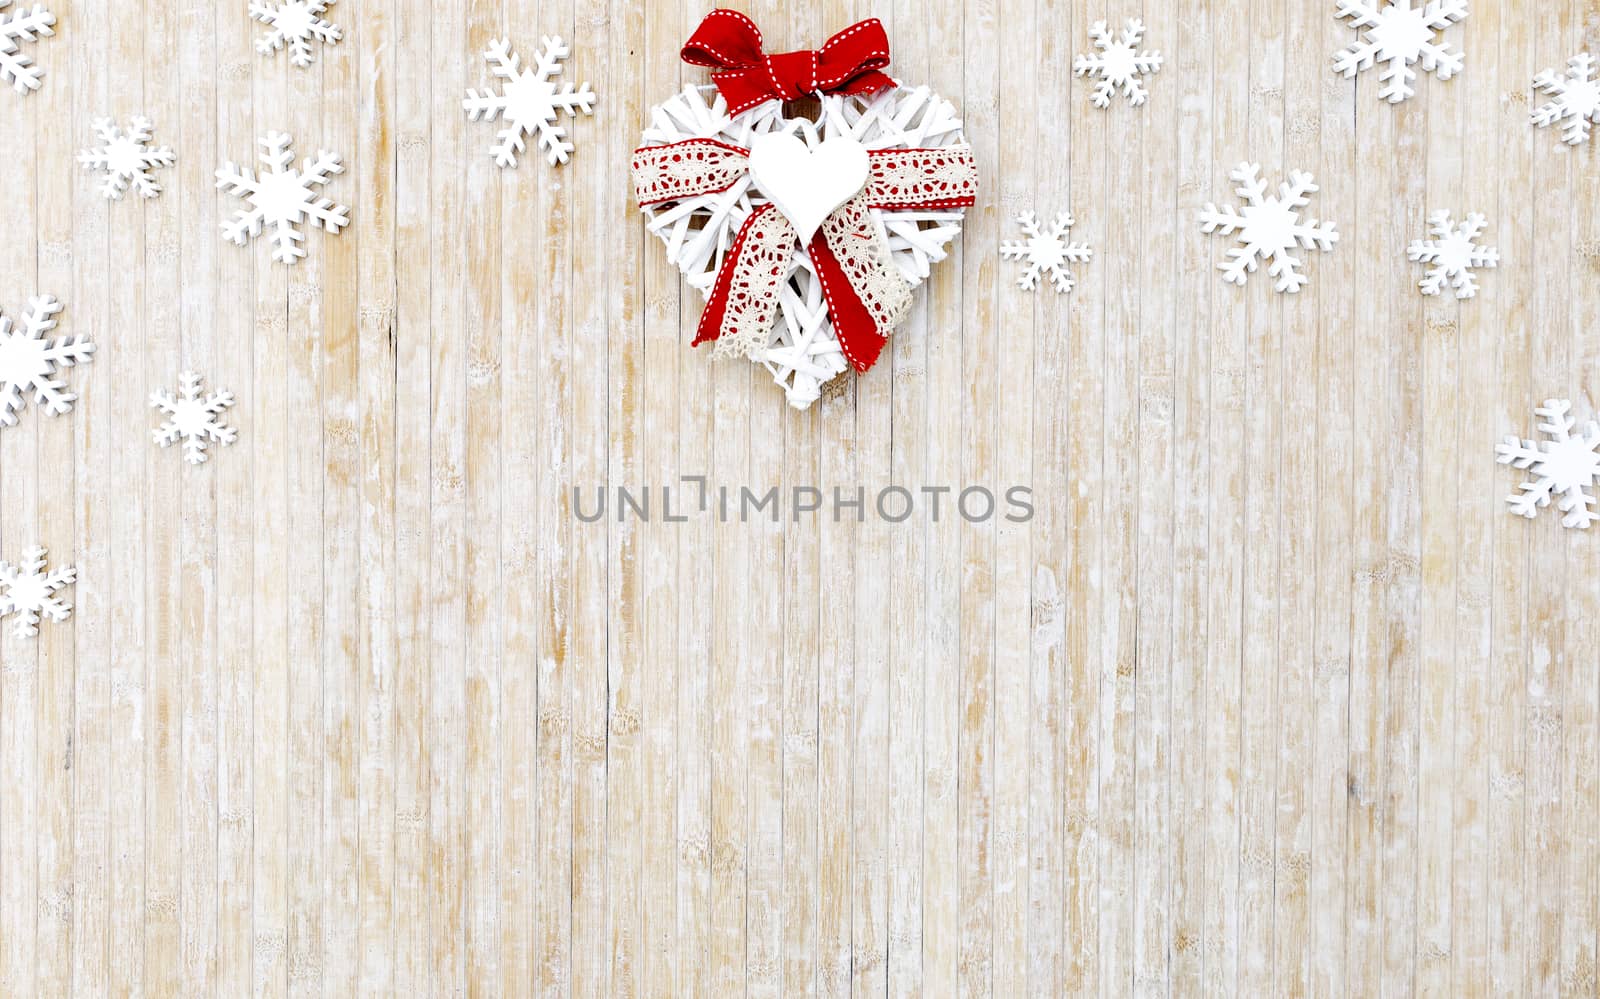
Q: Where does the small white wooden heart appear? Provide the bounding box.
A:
[747,132,870,247]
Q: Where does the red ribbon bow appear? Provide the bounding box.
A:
[682,9,896,116]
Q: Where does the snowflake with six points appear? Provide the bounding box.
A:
[465,36,596,167]
[1073,18,1163,108]
[1333,0,1467,104]
[1498,399,1600,530]
[0,546,75,639]
[1532,53,1600,146]
[1407,210,1498,299]
[1001,212,1093,294]
[0,294,93,428]
[250,0,341,68]
[151,371,238,465]
[78,116,176,200]
[0,0,53,95]
[1199,162,1340,294]
[216,132,349,265]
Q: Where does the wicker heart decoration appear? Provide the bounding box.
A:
[631,11,979,408]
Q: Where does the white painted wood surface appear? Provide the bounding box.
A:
[1,1,1598,995]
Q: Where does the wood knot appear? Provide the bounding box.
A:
[609,708,641,737]
[711,838,744,875]
[538,709,569,737]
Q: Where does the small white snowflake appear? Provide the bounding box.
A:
[1532,53,1600,147]
[1199,162,1340,294]
[1407,210,1498,299]
[0,546,74,638]
[151,371,237,465]
[1073,18,1163,108]
[78,116,176,200]
[250,0,341,68]
[0,0,53,95]
[1498,399,1600,530]
[1000,212,1093,294]
[1333,0,1467,104]
[464,36,596,167]
[0,294,93,428]
[216,132,349,265]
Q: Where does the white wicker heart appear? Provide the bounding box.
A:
[636,83,970,409]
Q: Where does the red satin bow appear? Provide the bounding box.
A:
[681,9,896,116]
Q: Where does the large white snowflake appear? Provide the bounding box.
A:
[464,36,596,167]
[0,546,74,638]
[0,0,53,95]
[1407,209,1498,299]
[1001,212,1093,294]
[151,371,237,465]
[78,116,176,200]
[1498,399,1600,530]
[250,0,341,68]
[1073,18,1162,108]
[1532,53,1600,146]
[1199,162,1340,294]
[216,132,349,265]
[0,294,93,428]
[1333,0,1467,104]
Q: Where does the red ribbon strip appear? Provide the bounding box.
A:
[681,9,896,116]
[808,224,884,372]
[693,203,787,350]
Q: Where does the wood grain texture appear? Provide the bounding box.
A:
[2,1,1599,995]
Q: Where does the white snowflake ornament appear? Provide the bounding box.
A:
[464,36,595,167]
[0,546,74,639]
[151,371,237,464]
[1199,162,1339,294]
[0,294,92,428]
[78,116,176,200]
[1333,0,1467,104]
[250,0,341,68]
[1407,210,1498,299]
[1001,212,1093,293]
[1073,18,1162,108]
[0,0,52,95]
[216,132,349,265]
[1532,53,1600,146]
[1498,400,1600,530]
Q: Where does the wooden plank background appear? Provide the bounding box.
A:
[1,0,1598,995]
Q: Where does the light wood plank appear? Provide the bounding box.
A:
[957,0,999,991]
[1312,2,1358,996]
[990,0,1033,992]
[1134,0,1180,991]
[920,0,966,991]
[1064,0,1106,991]
[1170,0,1215,993]
[33,3,78,998]
[68,2,113,996]
[1026,2,1073,995]
[460,0,503,994]
[639,1,684,994]
[352,0,399,995]
[1488,6,1537,995]
[173,0,220,994]
[0,5,43,997]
